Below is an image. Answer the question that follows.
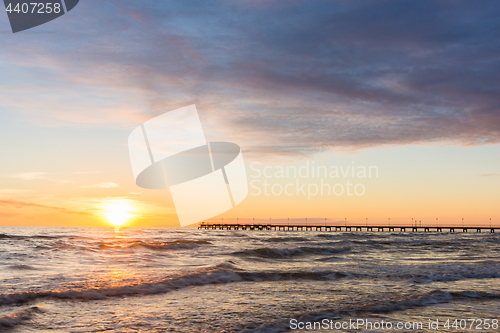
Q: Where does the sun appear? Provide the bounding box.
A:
[102,200,136,226]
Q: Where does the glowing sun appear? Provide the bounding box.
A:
[102,200,136,226]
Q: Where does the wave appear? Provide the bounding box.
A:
[362,289,453,313]
[413,269,500,283]
[350,238,466,247]
[244,290,500,333]
[239,271,347,281]
[7,265,38,271]
[232,246,350,258]
[95,240,211,251]
[0,306,43,329]
[0,234,25,240]
[0,264,347,307]
[260,237,309,243]
[0,233,63,240]
[351,289,500,313]
[139,240,211,250]
[332,262,500,283]
[38,239,212,252]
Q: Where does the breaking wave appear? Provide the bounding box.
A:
[0,264,348,307]
[0,306,43,329]
[233,246,350,258]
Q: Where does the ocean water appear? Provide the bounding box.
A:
[0,227,499,332]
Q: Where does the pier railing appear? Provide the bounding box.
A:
[198,219,497,233]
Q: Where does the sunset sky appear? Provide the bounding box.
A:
[1,0,499,227]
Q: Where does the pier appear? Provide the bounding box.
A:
[199,223,497,233]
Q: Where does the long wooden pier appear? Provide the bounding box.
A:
[198,223,497,233]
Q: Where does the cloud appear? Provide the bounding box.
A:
[80,182,119,189]
[0,189,32,196]
[12,173,73,185]
[479,173,500,177]
[0,200,92,215]
[1,0,500,155]
[12,172,49,180]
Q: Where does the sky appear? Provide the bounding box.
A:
[0,0,499,227]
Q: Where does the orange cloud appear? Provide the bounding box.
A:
[0,200,92,216]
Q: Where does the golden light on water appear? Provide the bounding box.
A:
[101,200,136,226]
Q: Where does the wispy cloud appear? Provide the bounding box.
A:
[0,189,32,196]
[12,172,49,180]
[12,172,73,185]
[80,182,119,189]
[479,173,500,177]
[0,200,92,215]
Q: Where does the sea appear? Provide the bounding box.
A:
[0,227,499,332]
